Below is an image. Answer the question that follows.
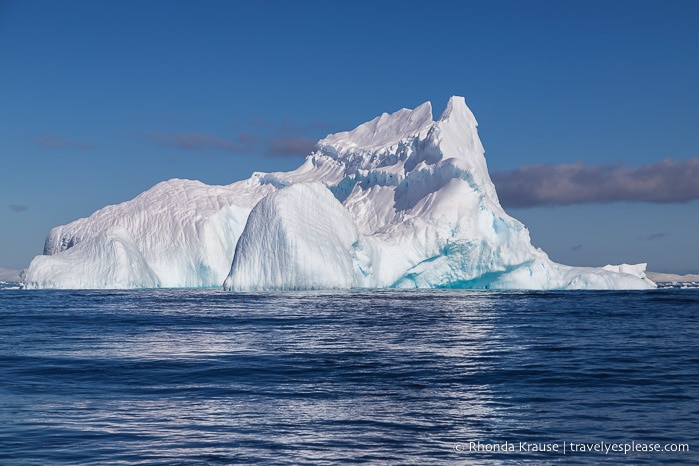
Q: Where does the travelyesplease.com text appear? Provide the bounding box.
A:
[453,440,690,455]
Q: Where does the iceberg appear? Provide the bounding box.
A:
[0,267,21,283]
[24,97,655,290]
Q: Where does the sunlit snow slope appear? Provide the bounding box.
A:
[24,97,655,290]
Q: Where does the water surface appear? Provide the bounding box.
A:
[1,289,697,464]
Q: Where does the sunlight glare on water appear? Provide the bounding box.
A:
[0,289,697,464]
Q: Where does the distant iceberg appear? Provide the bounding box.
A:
[0,267,22,285]
[24,97,655,290]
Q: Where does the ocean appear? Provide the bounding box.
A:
[0,289,697,464]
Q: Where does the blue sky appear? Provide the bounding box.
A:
[1,0,698,273]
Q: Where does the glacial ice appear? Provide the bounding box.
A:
[23,96,655,290]
[223,183,360,291]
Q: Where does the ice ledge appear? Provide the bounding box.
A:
[602,263,656,288]
[318,101,434,153]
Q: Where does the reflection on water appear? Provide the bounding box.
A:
[0,289,697,464]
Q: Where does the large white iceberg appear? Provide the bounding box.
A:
[24,97,655,290]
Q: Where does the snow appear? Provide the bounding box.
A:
[24,96,656,290]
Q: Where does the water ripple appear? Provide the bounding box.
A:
[0,289,697,464]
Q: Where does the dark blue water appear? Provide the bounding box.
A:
[0,290,697,464]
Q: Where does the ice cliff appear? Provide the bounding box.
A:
[24,97,655,290]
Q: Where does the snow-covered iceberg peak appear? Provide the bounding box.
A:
[25,96,655,290]
[317,101,435,171]
[437,95,482,154]
[319,101,433,153]
[435,96,492,191]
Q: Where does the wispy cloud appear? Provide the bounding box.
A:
[148,118,334,158]
[267,136,317,157]
[492,158,699,208]
[642,232,671,241]
[37,136,92,150]
[8,204,28,213]
[148,132,244,153]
